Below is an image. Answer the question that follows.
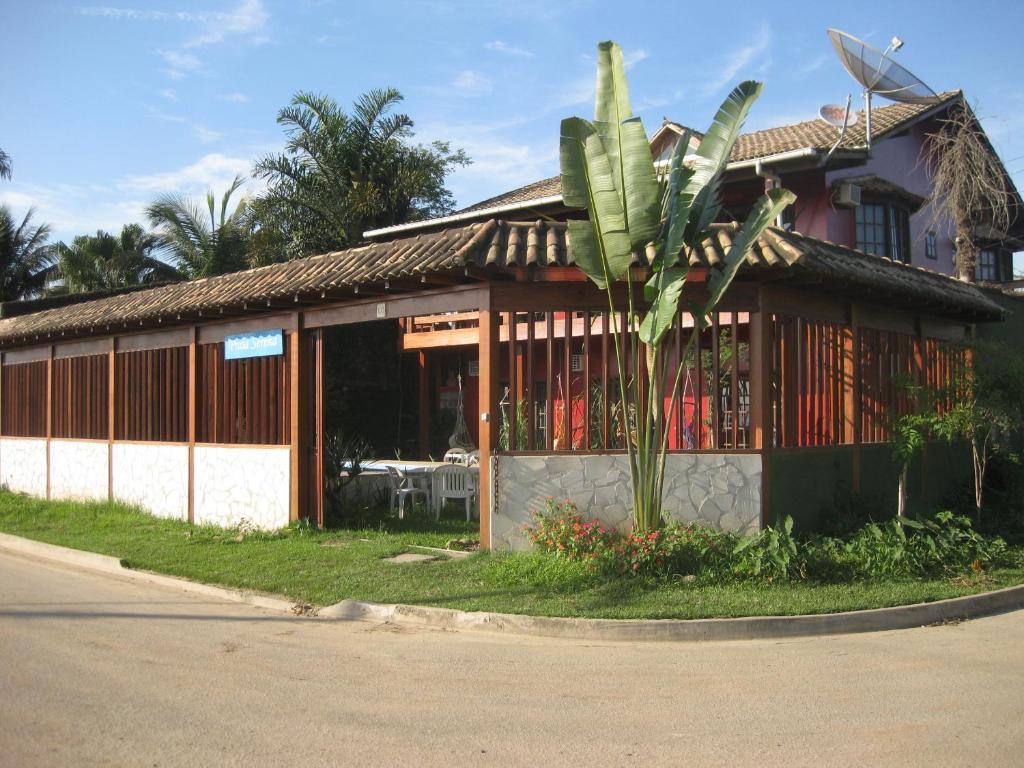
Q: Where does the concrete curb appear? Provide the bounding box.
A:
[3,531,1024,642]
[0,532,306,616]
[318,585,1024,642]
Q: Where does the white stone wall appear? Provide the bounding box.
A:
[193,446,290,529]
[491,453,762,551]
[112,443,189,520]
[0,438,47,497]
[49,440,109,502]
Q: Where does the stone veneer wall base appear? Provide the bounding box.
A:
[491,453,762,551]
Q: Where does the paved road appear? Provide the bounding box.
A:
[0,551,1022,768]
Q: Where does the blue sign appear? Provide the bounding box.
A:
[224,330,284,360]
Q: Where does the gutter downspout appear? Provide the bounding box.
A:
[755,160,786,228]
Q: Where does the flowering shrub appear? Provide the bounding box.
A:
[525,503,1016,583]
[525,498,615,561]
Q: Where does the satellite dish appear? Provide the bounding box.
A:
[826,28,941,154]
[827,28,941,105]
[819,104,859,128]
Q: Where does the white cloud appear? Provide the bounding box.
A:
[193,125,224,143]
[185,0,268,48]
[158,49,203,79]
[623,48,650,69]
[484,40,533,57]
[453,70,493,95]
[76,0,267,43]
[84,2,270,80]
[418,120,557,209]
[702,22,772,97]
[796,53,828,79]
[0,153,265,243]
[219,92,249,103]
[119,153,252,194]
[160,88,178,100]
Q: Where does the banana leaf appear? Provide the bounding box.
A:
[560,116,633,288]
[704,188,794,311]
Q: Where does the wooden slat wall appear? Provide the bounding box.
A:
[767,312,951,448]
[859,327,917,443]
[196,340,290,445]
[769,315,850,448]
[51,354,108,439]
[115,346,189,442]
[496,309,753,454]
[1,361,47,437]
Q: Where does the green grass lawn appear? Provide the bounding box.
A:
[1,491,1021,620]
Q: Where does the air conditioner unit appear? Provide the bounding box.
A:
[835,182,862,208]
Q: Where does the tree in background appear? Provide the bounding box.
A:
[0,205,52,301]
[559,42,792,532]
[250,89,469,264]
[931,340,1024,522]
[146,176,249,278]
[45,224,182,295]
[924,104,1015,282]
[0,148,11,180]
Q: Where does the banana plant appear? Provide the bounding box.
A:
[560,41,795,532]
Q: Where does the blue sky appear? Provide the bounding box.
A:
[3,0,1024,270]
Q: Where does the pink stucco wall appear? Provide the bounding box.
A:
[790,119,956,276]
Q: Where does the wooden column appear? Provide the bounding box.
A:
[314,328,325,528]
[750,305,772,528]
[187,327,197,524]
[107,340,116,501]
[477,296,499,550]
[288,315,306,523]
[418,350,430,456]
[45,345,53,500]
[748,308,769,450]
[850,305,862,493]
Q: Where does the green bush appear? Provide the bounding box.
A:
[525,502,1017,584]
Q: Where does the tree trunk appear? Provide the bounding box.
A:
[954,220,977,283]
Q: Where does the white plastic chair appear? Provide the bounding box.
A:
[464,449,480,467]
[387,466,429,519]
[443,447,468,464]
[432,464,476,521]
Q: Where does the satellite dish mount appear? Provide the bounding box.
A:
[826,29,941,155]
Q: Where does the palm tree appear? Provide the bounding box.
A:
[924,103,1014,281]
[0,148,11,180]
[46,223,183,295]
[146,175,249,278]
[251,88,468,261]
[0,205,52,301]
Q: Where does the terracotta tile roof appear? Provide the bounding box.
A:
[0,214,1000,345]
[458,176,562,213]
[454,92,961,214]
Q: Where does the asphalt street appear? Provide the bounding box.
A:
[0,550,1021,767]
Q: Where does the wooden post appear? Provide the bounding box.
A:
[418,350,430,457]
[289,314,305,523]
[187,327,197,524]
[477,296,499,550]
[108,340,116,501]
[850,304,862,493]
[750,305,772,528]
[46,345,53,500]
[748,309,769,450]
[314,328,325,528]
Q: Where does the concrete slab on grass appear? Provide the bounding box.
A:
[383,552,439,564]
